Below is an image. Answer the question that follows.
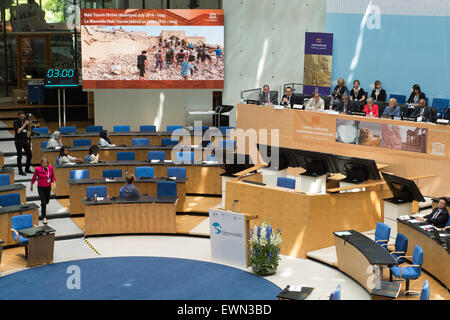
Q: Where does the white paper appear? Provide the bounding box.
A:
[151,160,159,163]
[408,219,421,223]
[289,285,302,292]
[164,160,172,163]
[420,225,432,229]
[399,215,411,220]
[292,104,303,109]
[97,197,104,201]
[335,231,351,236]
[105,178,114,182]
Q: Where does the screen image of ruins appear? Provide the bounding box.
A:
[81,9,224,89]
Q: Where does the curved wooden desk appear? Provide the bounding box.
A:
[397,219,450,289]
[83,196,177,236]
[0,204,39,246]
[68,177,186,214]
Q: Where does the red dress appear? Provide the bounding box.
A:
[363,104,379,117]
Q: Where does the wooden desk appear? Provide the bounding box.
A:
[83,196,177,236]
[397,220,450,289]
[225,175,393,258]
[18,226,55,267]
[334,230,401,299]
[0,204,39,246]
[54,161,222,196]
[68,178,187,214]
[0,168,15,184]
[236,103,450,197]
[0,184,27,204]
[0,152,4,168]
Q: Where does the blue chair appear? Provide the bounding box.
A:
[277,177,296,190]
[84,155,90,163]
[86,125,103,133]
[140,125,156,132]
[103,169,122,178]
[0,174,10,186]
[446,216,450,228]
[432,98,449,119]
[59,126,76,134]
[329,284,341,300]
[56,156,60,163]
[166,125,183,132]
[132,138,150,146]
[157,181,177,197]
[86,186,107,199]
[420,280,430,300]
[206,154,217,162]
[11,215,33,248]
[193,126,209,132]
[161,138,179,146]
[41,141,48,148]
[390,245,423,294]
[389,94,406,104]
[374,222,391,250]
[167,167,186,179]
[220,140,236,150]
[73,139,91,147]
[0,193,21,207]
[70,170,89,180]
[32,127,49,134]
[389,233,408,264]
[113,125,130,133]
[219,126,235,135]
[147,151,165,162]
[176,151,195,164]
[135,167,154,178]
[117,152,135,161]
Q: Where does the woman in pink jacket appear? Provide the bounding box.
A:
[31,158,56,224]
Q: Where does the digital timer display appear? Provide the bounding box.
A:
[44,69,79,88]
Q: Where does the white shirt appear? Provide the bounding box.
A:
[46,138,61,149]
[305,97,325,111]
[98,138,115,147]
[59,155,77,165]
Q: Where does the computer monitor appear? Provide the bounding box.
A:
[333,155,381,183]
[292,94,304,105]
[381,172,426,203]
[216,152,255,176]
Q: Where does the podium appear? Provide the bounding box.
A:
[260,168,287,186]
[18,225,56,267]
[383,199,413,237]
[298,174,327,194]
[209,208,256,267]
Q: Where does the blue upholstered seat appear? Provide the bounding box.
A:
[132,138,150,146]
[135,167,154,178]
[147,151,165,162]
[161,138,178,146]
[59,126,76,134]
[329,284,341,300]
[167,167,186,179]
[140,125,156,132]
[73,139,91,147]
[157,181,177,197]
[86,126,103,133]
[70,170,89,180]
[0,193,21,207]
[117,152,135,161]
[420,280,430,300]
[277,177,296,190]
[0,174,10,186]
[166,125,183,132]
[33,127,49,134]
[86,186,107,198]
[390,233,408,264]
[103,169,122,178]
[113,125,130,133]
[11,214,33,244]
[374,222,391,250]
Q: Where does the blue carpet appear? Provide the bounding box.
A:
[0,257,281,300]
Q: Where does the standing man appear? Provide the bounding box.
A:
[258,85,278,106]
[137,51,148,80]
[14,111,33,176]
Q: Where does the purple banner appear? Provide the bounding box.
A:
[304,32,333,56]
[303,85,331,96]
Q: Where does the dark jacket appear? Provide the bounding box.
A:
[119,184,141,201]
[280,94,295,108]
[350,88,366,101]
[334,100,356,114]
[332,86,348,101]
[423,208,449,228]
[13,119,29,141]
[370,89,386,102]
[407,92,426,104]
[258,92,278,105]
[410,106,434,122]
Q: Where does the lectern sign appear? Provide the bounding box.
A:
[209,208,247,267]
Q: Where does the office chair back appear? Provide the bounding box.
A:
[193,126,209,132]
[220,140,236,150]
[147,151,165,162]
[392,233,408,264]
[389,94,406,104]
[117,152,135,161]
[135,167,154,178]
[41,141,48,148]
[420,280,430,300]
[176,151,195,164]
[277,177,296,190]
[86,186,107,199]
[73,139,91,147]
[412,245,424,274]
[103,169,122,178]
[375,222,391,249]
[84,155,90,163]
[432,98,449,118]
[0,174,10,186]
[329,284,341,300]
[70,170,89,180]
[86,125,103,133]
[59,126,76,134]
[206,154,217,162]
[33,127,49,134]
[113,125,130,133]
[167,167,186,179]
[140,125,156,132]
[132,138,150,146]
[11,214,33,243]
[157,181,177,197]
[0,193,21,207]
[161,138,179,146]
[166,125,183,132]
[446,217,450,228]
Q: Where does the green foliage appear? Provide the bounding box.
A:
[42,0,67,23]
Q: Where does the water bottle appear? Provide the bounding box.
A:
[125,170,128,176]
[94,192,98,203]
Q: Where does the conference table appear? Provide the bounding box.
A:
[236,103,450,197]
[0,184,26,204]
[53,160,223,196]
[83,196,177,236]
[397,219,450,289]
[0,203,39,246]
[0,167,15,184]
[334,230,401,299]
[68,177,187,214]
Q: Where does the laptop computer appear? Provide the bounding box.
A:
[432,227,449,244]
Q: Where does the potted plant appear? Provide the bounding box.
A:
[249,221,282,276]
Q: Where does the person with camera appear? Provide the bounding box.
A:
[13,111,33,176]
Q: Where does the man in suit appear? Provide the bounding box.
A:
[333,94,355,114]
[280,86,295,108]
[258,85,278,106]
[417,198,449,228]
[410,98,434,122]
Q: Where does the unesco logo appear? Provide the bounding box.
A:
[212,222,222,234]
[315,38,322,44]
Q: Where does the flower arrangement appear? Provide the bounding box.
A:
[249,221,282,276]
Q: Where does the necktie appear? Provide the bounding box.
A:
[266,95,269,104]
[344,103,347,111]
[431,209,441,220]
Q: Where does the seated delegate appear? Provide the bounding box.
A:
[87,145,100,164]
[280,86,295,108]
[362,97,379,117]
[406,84,426,107]
[370,80,386,102]
[305,92,325,111]
[333,94,355,114]
[331,78,348,107]
[410,98,433,122]
[416,198,449,228]
[349,79,366,103]
[382,98,401,118]
[47,131,62,149]
[98,130,116,147]
[58,146,82,165]
[119,175,142,201]
[258,85,278,106]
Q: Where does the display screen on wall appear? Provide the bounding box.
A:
[81,9,224,89]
